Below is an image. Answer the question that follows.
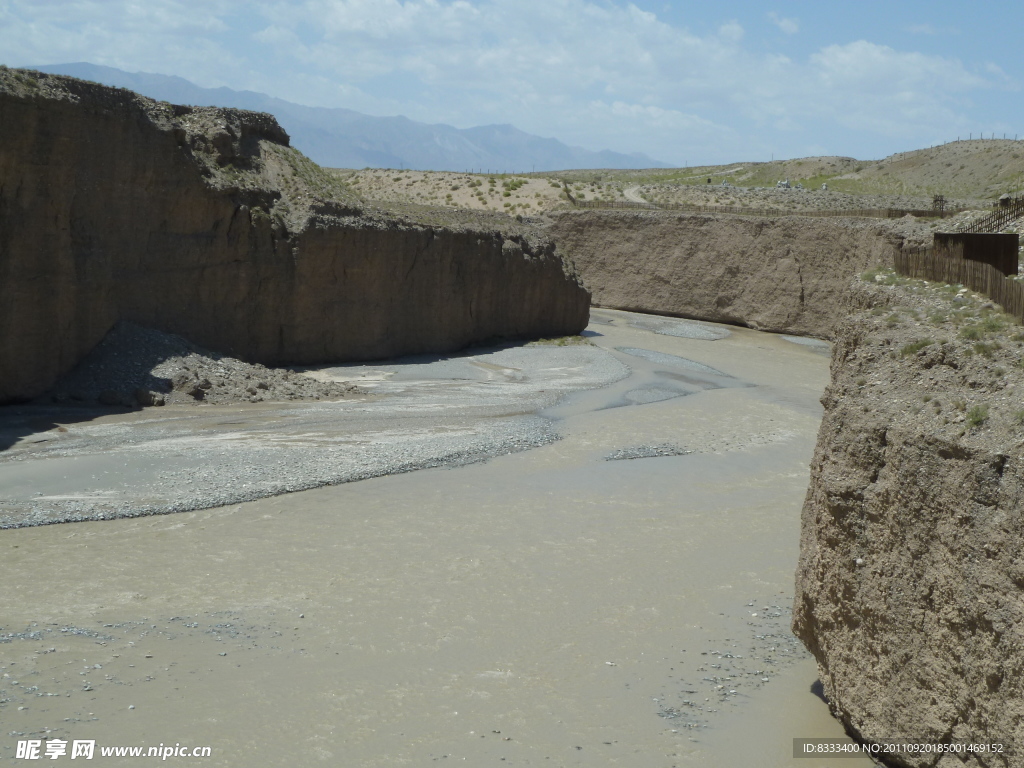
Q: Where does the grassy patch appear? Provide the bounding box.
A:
[901,339,935,356]
[973,342,1001,358]
[966,403,989,428]
[979,314,1008,333]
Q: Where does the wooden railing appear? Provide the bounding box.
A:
[956,195,1024,234]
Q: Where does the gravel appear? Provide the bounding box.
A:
[604,444,692,461]
[41,322,361,407]
[632,182,983,215]
[0,412,559,528]
[0,342,629,528]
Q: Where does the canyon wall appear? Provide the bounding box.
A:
[546,209,908,337]
[0,69,589,403]
[793,281,1024,767]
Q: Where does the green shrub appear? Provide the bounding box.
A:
[980,315,1007,333]
[966,404,989,428]
[901,339,934,356]
[973,342,1000,358]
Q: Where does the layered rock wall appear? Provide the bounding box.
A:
[546,210,905,337]
[0,70,588,403]
[793,281,1024,767]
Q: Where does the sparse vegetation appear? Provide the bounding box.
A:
[966,404,989,428]
[901,339,935,356]
[973,341,1000,358]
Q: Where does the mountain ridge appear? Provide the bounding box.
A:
[30,62,669,172]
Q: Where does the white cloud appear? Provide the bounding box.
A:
[768,12,799,35]
[717,20,744,43]
[0,0,1015,163]
[1,0,248,86]
[789,41,993,137]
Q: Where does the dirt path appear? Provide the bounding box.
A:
[623,185,647,203]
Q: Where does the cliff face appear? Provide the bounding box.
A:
[546,210,907,337]
[793,278,1024,766]
[0,69,589,403]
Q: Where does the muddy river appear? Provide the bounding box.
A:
[1,310,875,766]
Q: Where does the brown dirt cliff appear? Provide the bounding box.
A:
[793,275,1024,766]
[0,68,589,403]
[545,210,910,337]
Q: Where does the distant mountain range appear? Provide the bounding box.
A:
[31,63,668,172]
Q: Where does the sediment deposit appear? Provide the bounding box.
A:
[546,209,924,337]
[793,276,1024,766]
[0,68,589,403]
[1,309,859,767]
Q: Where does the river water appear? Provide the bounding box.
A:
[0,310,876,766]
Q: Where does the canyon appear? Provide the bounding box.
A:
[3,66,1024,766]
[0,68,588,404]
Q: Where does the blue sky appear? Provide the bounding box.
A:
[2,0,1021,165]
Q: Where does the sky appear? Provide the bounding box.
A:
[2,0,1021,166]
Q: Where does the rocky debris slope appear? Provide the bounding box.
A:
[46,322,360,407]
[547,210,919,338]
[0,67,589,403]
[627,182,981,214]
[793,273,1024,766]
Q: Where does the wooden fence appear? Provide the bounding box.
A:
[956,195,1024,234]
[895,247,1024,321]
[570,198,955,220]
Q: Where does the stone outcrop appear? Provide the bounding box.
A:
[793,279,1024,767]
[546,209,909,337]
[0,68,589,403]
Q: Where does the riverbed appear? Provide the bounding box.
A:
[0,310,875,766]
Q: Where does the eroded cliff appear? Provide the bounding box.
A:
[546,209,916,337]
[793,275,1024,767]
[0,68,589,403]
